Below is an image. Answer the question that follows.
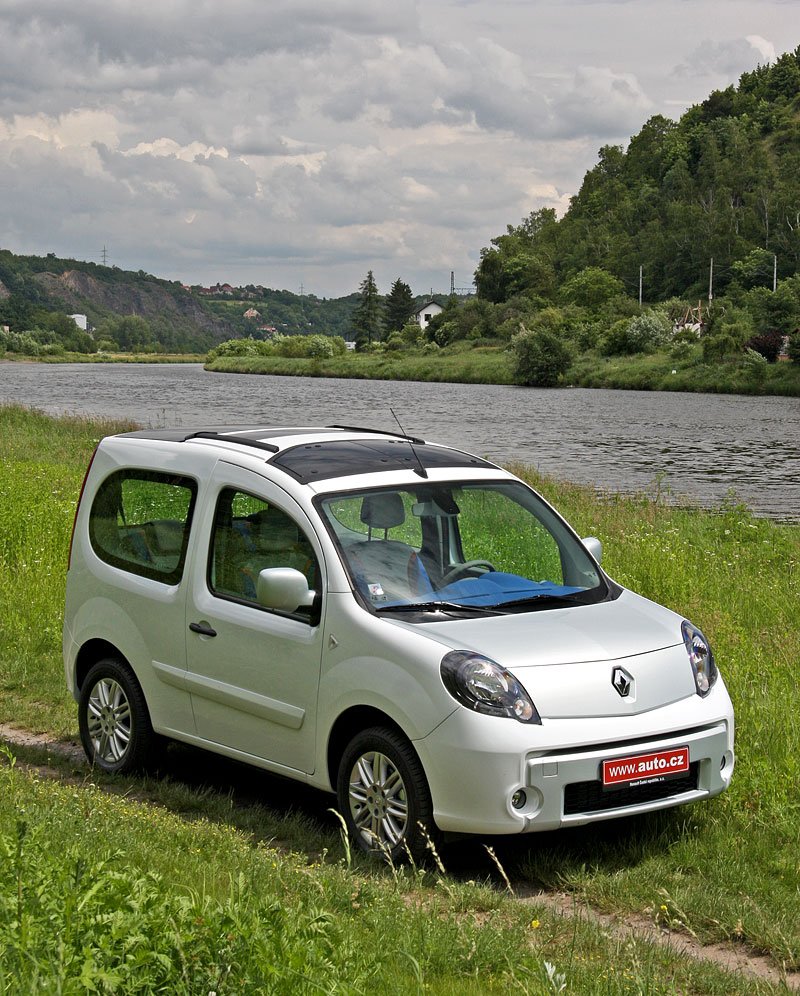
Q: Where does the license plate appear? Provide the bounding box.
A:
[602,746,690,788]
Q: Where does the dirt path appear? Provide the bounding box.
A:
[2,722,798,992]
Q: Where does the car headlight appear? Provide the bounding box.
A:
[682,620,718,697]
[440,651,541,724]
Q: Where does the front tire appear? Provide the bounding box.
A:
[78,658,156,774]
[336,726,439,863]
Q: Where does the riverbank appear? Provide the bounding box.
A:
[0,351,206,364]
[4,343,798,395]
[1,404,799,985]
[205,343,800,397]
[205,343,516,384]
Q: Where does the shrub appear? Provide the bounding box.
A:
[600,319,637,356]
[207,337,273,361]
[746,328,784,362]
[626,311,673,352]
[511,325,571,386]
[384,332,405,351]
[399,321,425,346]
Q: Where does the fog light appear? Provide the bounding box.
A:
[511,789,527,810]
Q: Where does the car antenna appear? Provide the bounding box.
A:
[390,407,428,479]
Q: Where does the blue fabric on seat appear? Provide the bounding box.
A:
[434,572,583,606]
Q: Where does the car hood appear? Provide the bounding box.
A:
[386,588,696,717]
[391,588,682,667]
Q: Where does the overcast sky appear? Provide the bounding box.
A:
[1,1,798,299]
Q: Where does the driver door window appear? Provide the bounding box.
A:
[210,489,319,618]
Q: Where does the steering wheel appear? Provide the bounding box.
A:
[439,560,496,587]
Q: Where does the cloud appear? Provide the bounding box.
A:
[550,67,653,138]
[1,0,797,296]
[673,35,777,79]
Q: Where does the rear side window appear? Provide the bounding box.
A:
[89,469,197,584]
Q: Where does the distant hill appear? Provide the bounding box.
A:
[475,46,800,304]
[0,250,236,352]
[0,248,450,352]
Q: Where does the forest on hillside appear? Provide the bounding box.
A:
[477,47,800,301]
[390,47,798,388]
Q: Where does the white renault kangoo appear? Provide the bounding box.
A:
[63,425,734,860]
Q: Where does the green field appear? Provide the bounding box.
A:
[1,405,798,992]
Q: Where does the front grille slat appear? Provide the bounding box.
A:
[563,762,699,816]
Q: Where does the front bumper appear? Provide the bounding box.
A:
[414,684,735,835]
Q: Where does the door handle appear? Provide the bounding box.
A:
[189,621,217,637]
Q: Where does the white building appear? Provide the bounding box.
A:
[413,301,443,329]
[70,314,88,331]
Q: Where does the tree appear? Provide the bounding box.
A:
[511,325,571,386]
[383,278,415,334]
[351,271,382,350]
[97,315,154,351]
[559,267,626,310]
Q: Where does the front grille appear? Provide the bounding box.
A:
[563,763,699,816]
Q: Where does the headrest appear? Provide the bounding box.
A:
[248,506,299,547]
[360,493,405,531]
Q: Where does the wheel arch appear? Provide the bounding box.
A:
[326,705,414,790]
[74,639,131,694]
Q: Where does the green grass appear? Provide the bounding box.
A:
[0,352,206,364]
[568,350,800,396]
[1,404,799,989]
[206,342,800,397]
[0,748,788,994]
[205,344,516,385]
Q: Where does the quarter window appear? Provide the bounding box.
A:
[89,470,197,584]
[209,489,319,619]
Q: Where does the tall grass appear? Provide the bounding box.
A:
[0,747,785,994]
[206,344,800,396]
[510,466,800,967]
[1,404,799,983]
[0,406,135,733]
[206,347,516,385]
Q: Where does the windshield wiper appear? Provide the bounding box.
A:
[376,600,504,616]
[494,593,580,611]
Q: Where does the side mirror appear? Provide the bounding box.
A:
[256,568,315,612]
[581,536,603,565]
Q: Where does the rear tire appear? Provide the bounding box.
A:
[336,726,440,864]
[78,658,157,774]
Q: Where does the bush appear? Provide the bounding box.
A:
[600,319,636,356]
[305,334,342,358]
[207,337,275,361]
[701,306,754,362]
[511,325,571,386]
[746,328,784,362]
[0,330,42,355]
[384,332,405,351]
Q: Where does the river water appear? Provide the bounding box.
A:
[1,362,798,520]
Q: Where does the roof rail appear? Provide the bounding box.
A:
[185,431,279,454]
[327,424,426,445]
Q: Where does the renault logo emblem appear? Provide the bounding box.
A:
[612,666,634,698]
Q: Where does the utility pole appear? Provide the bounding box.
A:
[638,265,643,308]
[100,246,109,266]
[773,254,777,292]
[450,271,455,295]
[708,257,714,303]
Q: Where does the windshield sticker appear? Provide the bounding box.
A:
[368,583,387,602]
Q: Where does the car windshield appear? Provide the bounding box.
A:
[318,481,606,614]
